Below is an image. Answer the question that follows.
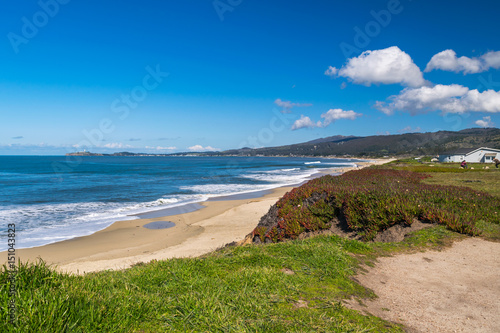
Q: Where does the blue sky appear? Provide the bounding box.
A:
[1,0,500,155]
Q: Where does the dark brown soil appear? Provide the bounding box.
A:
[295,217,434,243]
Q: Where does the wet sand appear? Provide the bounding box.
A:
[3,158,392,275]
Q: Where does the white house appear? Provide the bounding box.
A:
[439,147,500,163]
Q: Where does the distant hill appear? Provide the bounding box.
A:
[220,128,500,157]
[67,128,500,158]
[302,135,359,145]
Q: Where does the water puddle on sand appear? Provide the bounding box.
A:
[143,221,176,229]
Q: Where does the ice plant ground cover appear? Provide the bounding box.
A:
[253,168,500,242]
[2,163,499,332]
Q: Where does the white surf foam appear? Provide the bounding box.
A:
[0,194,211,251]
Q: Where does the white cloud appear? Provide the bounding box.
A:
[399,126,421,133]
[274,98,312,113]
[145,146,177,150]
[375,84,500,115]
[321,108,361,126]
[291,115,320,130]
[326,46,427,88]
[3,143,58,150]
[12,142,50,148]
[188,145,219,152]
[189,145,204,151]
[425,49,500,74]
[291,109,361,130]
[475,116,494,128]
[102,143,133,149]
[324,66,338,77]
[482,51,500,69]
[72,142,133,149]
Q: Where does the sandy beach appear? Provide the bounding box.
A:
[5,159,391,275]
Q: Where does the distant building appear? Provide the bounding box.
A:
[439,147,500,163]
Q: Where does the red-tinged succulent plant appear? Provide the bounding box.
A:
[252,168,498,242]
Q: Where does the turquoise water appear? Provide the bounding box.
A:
[0,155,359,250]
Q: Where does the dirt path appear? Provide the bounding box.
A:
[344,238,500,332]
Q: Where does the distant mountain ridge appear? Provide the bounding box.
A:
[220,128,500,157]
[302,135,359,145]
[67,128,500,157]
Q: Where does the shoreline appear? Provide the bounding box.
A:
[11,186,295,275]
[131,158,363,220]
[3,158,392,275]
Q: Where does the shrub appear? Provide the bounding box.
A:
[253,169,500,242]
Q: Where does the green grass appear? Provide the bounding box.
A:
[3,161,499,332]
[422,170,500,198]
[421,170,500,241]
[384,160,500,195]
[2,236,405,332]
[386,161,499,173]
[383,161,500,241]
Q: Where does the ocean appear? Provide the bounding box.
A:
[0,155,360,251]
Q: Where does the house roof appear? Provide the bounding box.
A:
[439,147,500,156]
[439,148,478,155]
[466,147,500,155]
